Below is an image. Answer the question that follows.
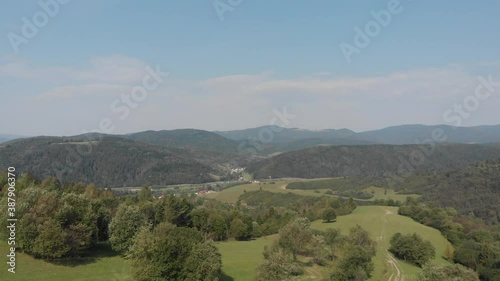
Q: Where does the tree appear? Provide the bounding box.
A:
[324,228,342,260]
[208,213,229,241]
[256,250,302,281]
[330,245,374,281]
[277,218,313,260]
[183,242,222,281]
[128,223,209,281]
[84,184,98,199]
[40,176,61,192]
[109,205,146,253]
[138,186,153,202]
[190,207,210,234]
[230,217,252,240]
[163,195,193,227]
[444,244,454,261]
[32,219,69,259]
[416,263,479,281]
[389,232,435,267]
[349,225,376,256]
[330,226,377,281]
[322,208,337,222]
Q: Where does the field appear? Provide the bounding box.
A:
[311,206,451,281]
[203,179,419,204]
[1,206,451,281]
[216,235,277,281]
[0,243,131,281]
[215,206,451,281]
[203,180,327,203]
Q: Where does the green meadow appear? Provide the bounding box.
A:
[1,206,451,281]
[311,206,451,281]
[212,206,451,281]
[0,243,131,281]
[203,181,326,203]
[216,235,277,281]
[203,179,420,204]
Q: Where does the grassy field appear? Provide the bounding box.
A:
[203,179,419,204]
[0,243,132,281]
[217,205,451,281]
[311,206,451,281]
[203,181,326,203]
[0,206,450,281]
[216,235,277,281]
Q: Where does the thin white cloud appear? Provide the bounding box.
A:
[39,83,130,99]
[1,57,498,135]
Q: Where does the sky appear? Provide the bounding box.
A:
[1,0,499,136]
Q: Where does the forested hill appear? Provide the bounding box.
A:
[217,124,500,145]
[246,143,500,179]
[399,158,500,224]
[124,129,240,153]
[0,136,215,187]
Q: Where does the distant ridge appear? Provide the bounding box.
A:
[215,124,500,146]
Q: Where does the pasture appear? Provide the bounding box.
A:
[311,206,451,280]
[0,243,132,281]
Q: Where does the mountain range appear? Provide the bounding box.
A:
[216,124,500,145]
[2,124,500,186]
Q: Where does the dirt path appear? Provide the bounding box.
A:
[386,252,404,281]
[380,207,405,281]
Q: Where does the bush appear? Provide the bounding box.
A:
[389,233,435,267]
[322,208,337,222]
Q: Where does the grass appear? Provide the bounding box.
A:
[216,235,277,281]
[0,243,132,281]
[217,206,451,281]
[311,206,451,280]
[0,206,451,281]
[203,181,326,203]
[203,180,420,205]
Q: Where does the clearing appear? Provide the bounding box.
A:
[311,206,451,280]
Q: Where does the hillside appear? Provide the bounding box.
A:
[0,136,216,187]
[215,126,356,142]
[246,143,500,179]
[357,124,500,144]
[216,124,500,152]
[311,206,451,281]
[398,158,500,223]
[125,129,239,153]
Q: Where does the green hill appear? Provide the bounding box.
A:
[0,136,216,187]
[311,206,452,281]
[397,158,500,223]
[246,143,500,179]
[216,206,451,281]
[125,129,239,153]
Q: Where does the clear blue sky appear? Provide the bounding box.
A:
[1,0,499,135]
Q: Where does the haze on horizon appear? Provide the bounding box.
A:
[1,0,499,136]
